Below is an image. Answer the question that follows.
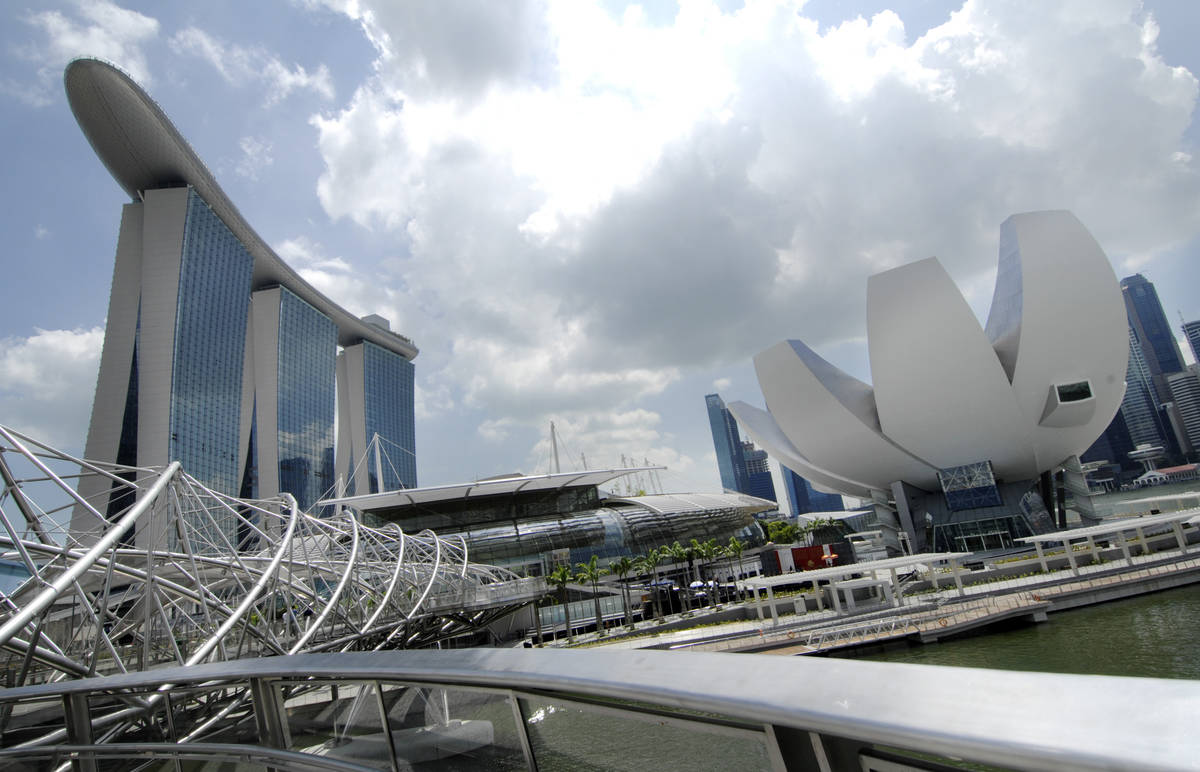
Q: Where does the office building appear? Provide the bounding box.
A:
[1167,367,1200,456]
[706,393,787,504]
[66,59,418,538]
[1183,319,1200,365]
[1121,325,1171,450]
[740,441,778,502]
[705,393,748,492]
[1122,274,1185,405]
[781,466,845,515]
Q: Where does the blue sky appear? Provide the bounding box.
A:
[2,0,1200,498]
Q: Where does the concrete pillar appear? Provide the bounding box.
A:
[950,558,965,597]
[767,585,778,625]
[1118,529,1133,567]
[1172,521,1188,554]
[1034,541,1048,574]
[1064,539,1080,577]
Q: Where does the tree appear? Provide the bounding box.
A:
[610,556,635,627]
[694,539,721,607]
[807,516,847,546]
[727,536,747,602]
[547,564,575,643]
[634,549,663,621]
[575,555,608,635]
[667,541,693,613]
[766,520,799,545]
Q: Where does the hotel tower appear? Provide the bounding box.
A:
[65,59,417,540]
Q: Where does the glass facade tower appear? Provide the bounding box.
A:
[1121,325,1170,449]
[170,190,254,496]
[1183,320,1200,365]
[781,467,845,515]
[705,394,748,492]
[274,288,337,511]
[336,340,418,496]
[363,342,417,491]
[70,57,421,543]
[1122,274,1184,404]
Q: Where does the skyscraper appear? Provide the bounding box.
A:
[740,441,777,502]
[705,393,785,504]
[1122,274,1185,405]
[780,467,845,515]
[1121,325,1170,449]
[336,337,417,495]
[1166,367,1200,456]
[1183,319,1200,365]
[705,393,748,492]
[66,59,418,539]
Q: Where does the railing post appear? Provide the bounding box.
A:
[509,691,538,771]
[250,678,290,750]
[62,692,96,772]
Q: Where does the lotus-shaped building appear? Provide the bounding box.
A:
[730,211,1128,552]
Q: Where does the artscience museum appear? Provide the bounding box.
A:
[730,211,1129,553]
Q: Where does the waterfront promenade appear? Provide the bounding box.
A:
[565,518,1200,656]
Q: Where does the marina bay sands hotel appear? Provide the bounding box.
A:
[67,58,417,530]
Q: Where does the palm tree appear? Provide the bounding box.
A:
[610,556,635,627]
[727,536,746,602]
[575,555,608,635]
[695,539,720,607]
[547,564,574,643]
[667,541,692,613]
[634,549,663,621]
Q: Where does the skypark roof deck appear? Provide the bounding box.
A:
[64,57,417,360]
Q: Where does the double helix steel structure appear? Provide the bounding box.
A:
[0,424,545,691]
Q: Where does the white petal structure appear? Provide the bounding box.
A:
[730,211,1127,497]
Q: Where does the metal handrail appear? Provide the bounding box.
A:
[1,648,1197,771]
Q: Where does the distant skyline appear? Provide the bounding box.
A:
[3,0,1200,494]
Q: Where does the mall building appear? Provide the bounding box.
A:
[320,468,770,576]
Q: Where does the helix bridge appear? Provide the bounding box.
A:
[0,423,545,696]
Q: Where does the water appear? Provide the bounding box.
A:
[844,583,1200,679]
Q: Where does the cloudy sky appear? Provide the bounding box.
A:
[3,0,1200,498]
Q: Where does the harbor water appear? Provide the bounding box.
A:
[842,582,1200,679]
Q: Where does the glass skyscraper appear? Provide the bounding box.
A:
[1122,274,1184,404]
[336,338,418,496]
[170,190,254,497]
[781,467,845,515]
[1183,319,1200,365]
[704,393,781,504]
[705,394,748,492]
[68,58,419,544]
[267,287,338,512]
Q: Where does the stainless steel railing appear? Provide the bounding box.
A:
[0,648,1196,771]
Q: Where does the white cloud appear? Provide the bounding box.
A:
[170,27,334,105]
[306,0,1200,482]
[14,0,158,104]
[235,136,274,180]
[273,237,423,360]
[0,327,103,452]
[713,378,731,392]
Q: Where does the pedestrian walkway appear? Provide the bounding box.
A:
[572,543,1200,655]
